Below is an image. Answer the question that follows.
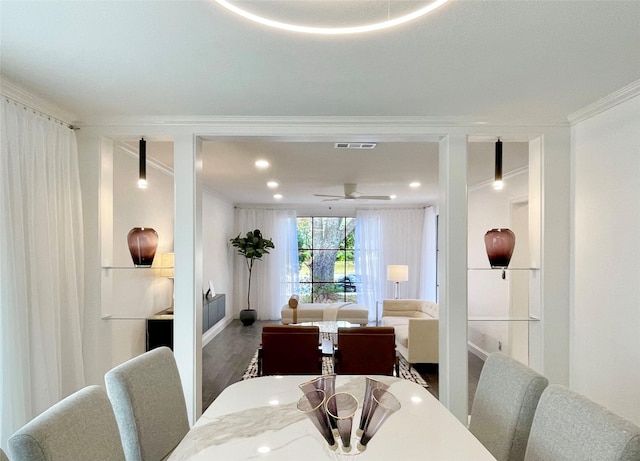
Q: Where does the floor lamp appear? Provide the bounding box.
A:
[387,265,409,299]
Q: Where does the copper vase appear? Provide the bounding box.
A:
[127,227,158,267]
[484,228,516,269]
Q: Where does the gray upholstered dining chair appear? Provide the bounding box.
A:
[105,346,189,461]
[468,352,548,461]
[7,385,125,461]
[524,384,640,461]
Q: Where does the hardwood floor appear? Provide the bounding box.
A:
[202,319,485,412]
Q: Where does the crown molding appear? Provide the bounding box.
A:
[568,79,640,125]
[75,114,569,130]
[0,77,77,124]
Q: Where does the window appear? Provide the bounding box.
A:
[297,217,356,303]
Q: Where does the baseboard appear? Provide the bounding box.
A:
[467,341,489,361]
[202,316,233,347]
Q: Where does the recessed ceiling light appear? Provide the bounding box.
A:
[390,194,397,200]
[255,159,270,169]
[273,194,283,199]
[257,446,271,454]
[267,181,278,189]
[409,182,421,188]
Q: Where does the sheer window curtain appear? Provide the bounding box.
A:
[356,208,435,321]
[233,208,298,320]
[379,208,426,299]
[355,210,383,322]
[0,99,85,449]
[420,206,438,302]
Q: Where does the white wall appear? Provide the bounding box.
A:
[571,94,640,425]
[78,133,113,386]
[202,189,235,342]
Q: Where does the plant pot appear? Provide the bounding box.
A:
[239,309,257,326]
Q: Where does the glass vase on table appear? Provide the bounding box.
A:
[297,376,401,460]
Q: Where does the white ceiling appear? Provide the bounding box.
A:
[2,1,638,206]
[2,1,639,122]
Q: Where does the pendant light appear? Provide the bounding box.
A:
[138,138,147,189]
[493,138,503,190]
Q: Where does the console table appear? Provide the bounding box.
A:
[146,308,174,351]
[146,293,226,351]
[203,293,225,333]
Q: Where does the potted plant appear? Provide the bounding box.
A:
[230,229,275,326]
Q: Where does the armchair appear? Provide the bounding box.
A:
[334,326,398,376]
[258,325,322,376]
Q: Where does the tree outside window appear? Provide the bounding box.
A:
[297,217,356,303]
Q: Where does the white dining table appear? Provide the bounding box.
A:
[168,375,496,461]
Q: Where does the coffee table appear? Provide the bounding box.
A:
[292,320,354,334]
[292,321,356,355]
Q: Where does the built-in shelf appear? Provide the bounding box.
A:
[467,267,540,271]
[101,315,149,320]
[468,316,540,322]
[102,266,173,270]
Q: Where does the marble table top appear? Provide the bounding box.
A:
[291,321,355,334]
[168,375,496,461]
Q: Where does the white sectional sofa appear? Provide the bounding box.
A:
[381,299,439,365]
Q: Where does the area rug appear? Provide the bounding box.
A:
[241,350,428,388]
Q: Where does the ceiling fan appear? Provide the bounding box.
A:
[314,183,392,201]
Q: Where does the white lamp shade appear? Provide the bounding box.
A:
[387,265,409,282]
[159,253,174,278]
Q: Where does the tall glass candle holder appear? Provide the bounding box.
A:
[326,393,358,452]
[358,388,401,451]
[357,377,389,436]
[297,389,336,449]
[297,377,400,459]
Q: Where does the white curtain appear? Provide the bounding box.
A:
[420,206,438,302]
[0,99,85,448]
[233,208,298,320]
[356,208,435,321]
[355,210,383,322]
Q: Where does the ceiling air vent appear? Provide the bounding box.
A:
[334,142,377,149]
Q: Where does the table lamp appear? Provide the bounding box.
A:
[159,253,175,312]
[387,265,408,299]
